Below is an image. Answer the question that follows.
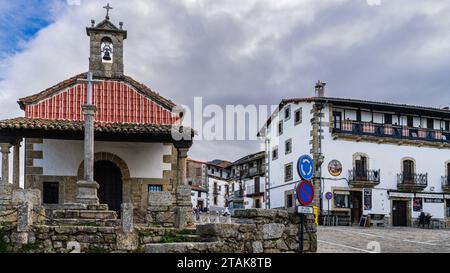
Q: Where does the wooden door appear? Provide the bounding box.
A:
[355,156,367,180]
[403,160,414,184]
[392,200,407,226]
[350,191,362,224]
[94,160,123,214]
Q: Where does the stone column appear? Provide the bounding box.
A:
[176,147,189,186]
[76,104,100,205]
[1,143,11,184]
[13,139,22,189]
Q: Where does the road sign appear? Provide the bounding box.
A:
[325,192,333,200]
[297,155,314,180]
[295,180,314,206]
[297,205,313,214]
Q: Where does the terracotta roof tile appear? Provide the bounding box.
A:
[0,117,193,135]
[18,72,176,110]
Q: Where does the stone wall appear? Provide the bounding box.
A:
[145,209,317,253]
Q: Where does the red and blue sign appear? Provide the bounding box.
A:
[295,180,314,206]
[297,155,314,180]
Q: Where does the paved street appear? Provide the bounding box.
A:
[317,226,450,253]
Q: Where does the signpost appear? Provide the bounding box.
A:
[297,155,314,180]
[325,191,332,215]
[294,156,314,253]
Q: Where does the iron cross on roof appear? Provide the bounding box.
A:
[103,3,113,20]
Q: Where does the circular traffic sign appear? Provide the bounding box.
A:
[295,180,314,206]
[297,155,314,180]
[325,192,333,200]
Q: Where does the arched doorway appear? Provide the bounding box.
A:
[94,160,123,213]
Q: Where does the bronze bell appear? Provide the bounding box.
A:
[103,50,112,61]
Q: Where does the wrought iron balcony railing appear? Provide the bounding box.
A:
[441,176,450,191]
[397,173,428,190]
[348,169,380,186]
[332,120,450,143]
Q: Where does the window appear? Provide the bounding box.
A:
[284,106,291,120]
[286,194,293,208]
[278,121,283,135]
[43,182,59,204]
[198,191,201,198]
[272,147,278,160]
[427,118,434,129]
[407,116,413,127]
[284,163,293,182]
[384,114,392,125]
[285,139,292,154]
[101,37,113,63]
[148,185,163,192]
[333,111,342,129]
[294,108,302,125]
[214,196,218,205]
[196,168,202,176]
[255,199,261,208]
[356,110,361,122]
[445,121,450,131]
[402,159,415,183]
[446,200,450,217]
[355,155,368,179]
[334,194,350,208]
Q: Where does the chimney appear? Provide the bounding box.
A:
[315,80,326,97]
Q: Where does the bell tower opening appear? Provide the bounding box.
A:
[86,4,127,78]
[101,37,113,63]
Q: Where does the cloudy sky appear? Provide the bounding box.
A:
[1,0,450,162]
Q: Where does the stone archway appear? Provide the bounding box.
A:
[77,152,131,207]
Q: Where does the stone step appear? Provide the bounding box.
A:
[51,210,117,220]
[47,218,118,227]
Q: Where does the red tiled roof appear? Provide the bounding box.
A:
[17,72,176,110]
[0,117,193,135]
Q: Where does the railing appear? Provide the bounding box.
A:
[213,188,219,195]
[246,182,265,196]
[235,166,265,178]
[333,120,450,143]
[442,176,450,191]
[397,173,428,189]
[348,169,380,186]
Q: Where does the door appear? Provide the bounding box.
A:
[403,160,414,184]
[94,160,123,214]
[197,200,204,210]
[355,156,367,180]
[333,111,342,130]
[350,191,362,225]
[392,200,408,226]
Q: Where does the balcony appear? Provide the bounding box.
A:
[332,120,450,145]
[397,173,428,191]
[213,188,219,195]
[348,169,380,187]
[442,176,450,192]
[246,184,265,197]
[227,190,244,202]
[236,167,265,179]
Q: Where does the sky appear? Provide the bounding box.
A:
[1,0,450,163]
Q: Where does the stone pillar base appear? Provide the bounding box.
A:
[76,180,100,205]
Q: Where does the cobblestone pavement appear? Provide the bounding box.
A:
[317,226,450,253]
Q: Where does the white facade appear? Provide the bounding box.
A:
[207,176,229,211]
[36,139,172,178]
[263,97,450,227]
[191,189,208,209]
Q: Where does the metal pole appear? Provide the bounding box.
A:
[299,213,304,253]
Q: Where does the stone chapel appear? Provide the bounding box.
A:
[0,8,193,217]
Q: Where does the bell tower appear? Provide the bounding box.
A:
[87,4,127,78]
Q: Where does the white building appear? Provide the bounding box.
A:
[228,151,266,209]
[259,81,450,228]
[205,160,231,212]
[191,184,208,210]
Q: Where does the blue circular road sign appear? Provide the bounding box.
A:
[296,180,314,206]
[297,155,314,180]
[325,192,333,200]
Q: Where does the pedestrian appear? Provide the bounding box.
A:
[418,212,425,228]
[425,213,432,229]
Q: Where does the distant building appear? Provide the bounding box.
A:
[260,81,450,227]
[228,151,266,209]
[205,160,231,212]
[187,158,208,210]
